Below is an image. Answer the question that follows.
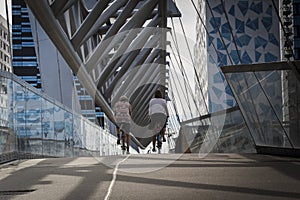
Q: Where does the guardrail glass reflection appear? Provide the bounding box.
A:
[176,107,256,154]
[222,61,300,150]
[0,71,121,163]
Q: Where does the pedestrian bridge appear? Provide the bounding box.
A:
[0,154,299,200]
[1,0,300,163]
[0,0,300,199]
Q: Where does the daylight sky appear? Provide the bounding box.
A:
[174,0,197,39]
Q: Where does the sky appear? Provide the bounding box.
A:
[173,0,197,40]
[166,1,199,121]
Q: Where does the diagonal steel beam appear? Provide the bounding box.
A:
[87,14,159,76]
[71,0,128,50]
[103,32,161,98]
[79,0,89,19]
[111,53,161,111]
[50,0,79,17]
[25,0,115,123]
[84,0,159,75]
[132,76,162,124]
[119,0,159,33]
[131,71,162,108]
[70,0,111,49]
[113,48,161,101]
[97,16,160,89]
[104,37,162,96]
[102,0,141,42]
[114,56,162,103]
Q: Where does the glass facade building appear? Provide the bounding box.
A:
[12,0,41,88]
[11,0,104,126]
[189,0,300,153]
[195,0,281,112]
[190,0,300,153]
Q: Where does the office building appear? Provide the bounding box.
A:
[0,15,11,72]
[195,0,281,112]
[11,0,102,124]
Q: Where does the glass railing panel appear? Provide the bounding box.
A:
[24,88,42,155]
[178,108,255,153]
[102,131,109,156]
[254,71,283,120]
[0,76,15,155]
[81,116,89,156]
[73,114,82,156]
[281,69,300,148]
[214,109,255,153]
[225,71,292,148]
[41,98,55,156]
[99,129,104,156]
[64,111,73,157]
[94,127,101,156]
[53,105,65,157]
[0,71,133,159]
[13,81,30,153]
[85,120,95,156]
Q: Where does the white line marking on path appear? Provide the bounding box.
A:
[104,155,130,200]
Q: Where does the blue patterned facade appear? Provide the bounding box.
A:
[206,0,281,112]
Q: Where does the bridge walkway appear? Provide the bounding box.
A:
[0,154,299,200]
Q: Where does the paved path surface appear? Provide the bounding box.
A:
[0,153,299,200]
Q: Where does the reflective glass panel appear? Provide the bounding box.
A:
[225,71,292,148]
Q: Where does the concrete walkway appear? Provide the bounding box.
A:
[0,153,299,200]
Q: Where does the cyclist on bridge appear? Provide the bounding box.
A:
[149,90,169,152]
[113,95,132,154]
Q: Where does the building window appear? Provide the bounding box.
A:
[21,42,34,47]
[4,55,8,63]
[13,61,37,67]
